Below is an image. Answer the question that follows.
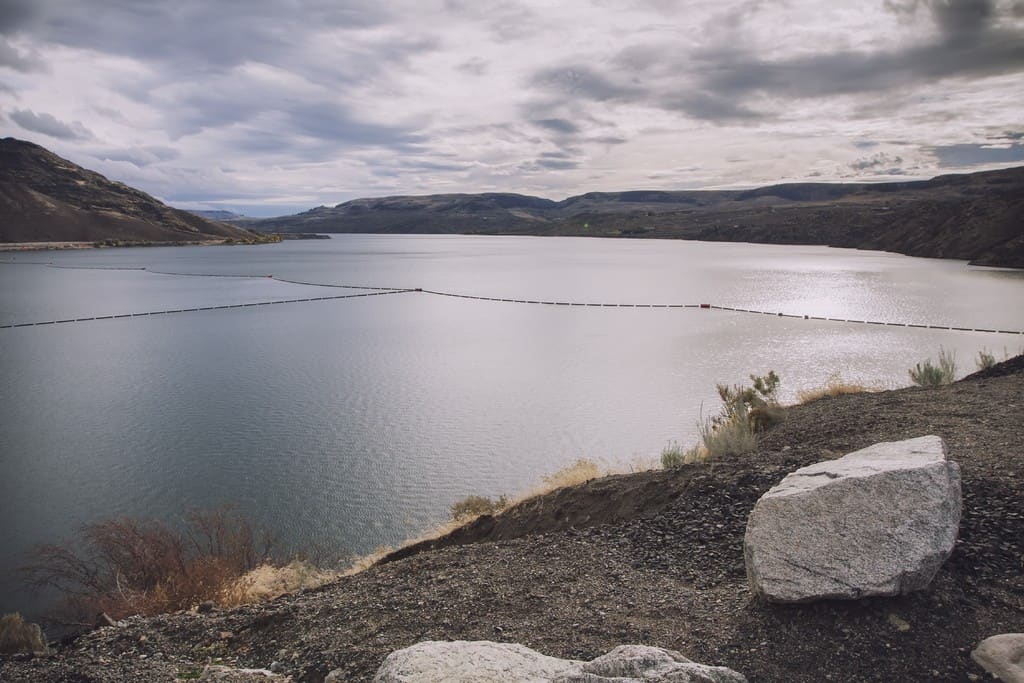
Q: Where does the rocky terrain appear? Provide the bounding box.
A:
[248,166,1024,268]
[0,138,261,245]
[1,356,1022,681]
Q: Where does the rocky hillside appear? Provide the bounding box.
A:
[2,357,1021,681]
[250,166,1024,268]
[0,138,258,244]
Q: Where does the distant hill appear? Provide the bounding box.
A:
[188,209,247,221]
[249,167,1024,268]
[0,138,260,244]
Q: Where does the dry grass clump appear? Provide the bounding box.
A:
[221,560,336,607]
[22,507,278,623]
[0,613,48,655]
[541,458,602,490]
[660,441,707,468]
[797,372,876,404]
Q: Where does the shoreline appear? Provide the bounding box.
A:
[2,358,1022,681]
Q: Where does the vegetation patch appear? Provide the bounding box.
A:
[909,347,958,386]
[22,507,285,622]
[0,613,48,655]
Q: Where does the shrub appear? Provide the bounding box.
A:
[450,494,509,521]
[22,507,279,622]
[0,613,48,655]
[976,348,996,371]
[663,371,781,466]
[909,347,957,386]
[698,399,758,458]
[660,441,708,468]
[660,442,685,468]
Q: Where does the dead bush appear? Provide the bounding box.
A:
[22,506,277,623]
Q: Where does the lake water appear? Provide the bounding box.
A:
[2,235,1023,619]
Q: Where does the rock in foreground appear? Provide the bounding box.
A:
[370,641,746,682]
[744,435,961,603]
[972,634,1024,683]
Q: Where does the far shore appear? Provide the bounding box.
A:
[0,237,280,252]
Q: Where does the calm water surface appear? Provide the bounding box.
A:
[2,235,1023,618]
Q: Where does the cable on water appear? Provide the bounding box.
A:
[1,260,1021,334]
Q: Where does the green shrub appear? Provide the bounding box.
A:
[663,371,781,467]
[909,348,957,386]
[976,348,996,371]
[699,399,758,458]
[0,613,48,655]
[450,494,509,521]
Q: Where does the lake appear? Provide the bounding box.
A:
[2,235,1023,619]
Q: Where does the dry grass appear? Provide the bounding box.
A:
[220,561,337,607]
[0,613,48,655]
[339,458,608,577]
[797,372,877,404]
[540,458,602,491]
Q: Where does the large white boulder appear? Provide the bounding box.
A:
[744,435,961,603]
[371,641,746,682]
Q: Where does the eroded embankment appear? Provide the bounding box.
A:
[2,358,1022,682]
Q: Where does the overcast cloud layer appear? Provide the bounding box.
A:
[1,0,1023,215]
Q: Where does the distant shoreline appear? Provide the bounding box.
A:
[0,237,280,252]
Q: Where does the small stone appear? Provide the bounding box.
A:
[972,634,1024,683]
[199,601,217,613]
[887,614,911,632]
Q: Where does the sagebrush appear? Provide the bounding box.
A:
[909,348,957,386]
[664,371,782,467]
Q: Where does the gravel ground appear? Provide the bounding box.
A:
[2,358,1022,682]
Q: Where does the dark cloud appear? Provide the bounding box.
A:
[930,142,1024,166]
[9,109,92,140]
[536,158,578,170]
[533,118,580,134]
[16,1,393,69]
[0,0,37,34]
[531,0,1024,124]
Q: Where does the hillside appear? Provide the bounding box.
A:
[250,167,1024,268]
[0,138,259,245]
[2,357,1022,681]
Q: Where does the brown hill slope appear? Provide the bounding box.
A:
[251,166,1024,267]
[0,138,257,244]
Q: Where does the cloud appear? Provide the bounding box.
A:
[849,152,904,171]
[0,37,42,72]
[9,109,92,140]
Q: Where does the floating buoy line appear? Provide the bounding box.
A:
[1,260,1022,334]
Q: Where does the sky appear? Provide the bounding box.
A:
[1,0,1023,217]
